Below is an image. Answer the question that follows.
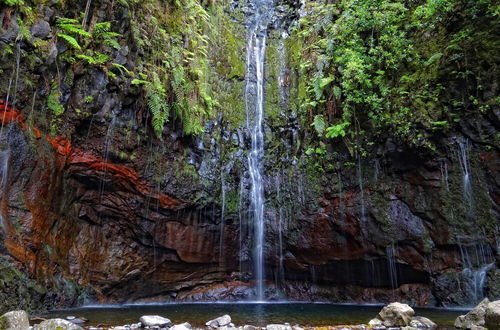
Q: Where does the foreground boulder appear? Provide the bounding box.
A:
[454,298,489,329]
[266,325,293,330]
[485,300,500,330]
[34,318,84,330]
[139,315,172,327]
[206,315,231,327]
[0,310,30,329]
[370,302,415,326]
[170,322,193,330]
[409,316,437,329]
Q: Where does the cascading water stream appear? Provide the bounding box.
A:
[244,0,274,301]
[98,114,117,203]
[275,175,285,287]
[457,139,474,220]
[219,170,226,270]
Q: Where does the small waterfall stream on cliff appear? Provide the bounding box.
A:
[456,139,474,220]
[452,140,495,303]
[386,243,399,293]
[0,148,9,190]
[219,170,227,270]
[244,0,274,301]
[0,147,10,229]
[275,175,285,287]
[98,114,117,202]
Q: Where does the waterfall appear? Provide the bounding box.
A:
[0,143,10,232]
[98,114,117,202]
[386,243,398,291]
[0,149,9,192]
[462,263,494,304]
[238,178,246,274]
[245,0,274,301]
[275,175,285,287]
[456,139,474,220]
[219,170,226,270]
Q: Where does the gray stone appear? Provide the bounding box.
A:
[266,325,292,330]
[170,322,192,330]
[375,302,415,327]
[30,19,52,39]
[206,315,232,327]
[292,326,304,330]
[46,42,58,65]
[485,300,500,330]
[455,298,489,329]
[243,325,257,330]
[369,318,383,327]
[140,315,172,327]
[409,316,437,329]
[0,310,30,329]
[34,318,84,330]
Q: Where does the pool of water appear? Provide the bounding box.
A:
[44,303,467,328]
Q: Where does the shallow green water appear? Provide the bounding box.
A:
[44,303,467,328]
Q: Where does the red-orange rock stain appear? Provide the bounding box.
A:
[0,99,25,124]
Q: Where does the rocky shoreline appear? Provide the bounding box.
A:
[0,301,499,330]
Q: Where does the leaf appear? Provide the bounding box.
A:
[425,52,443,66]
[111,63,130,75]
[319,75,335,89]
[311,114,326,135]
[57,33,81,50]
[131,79,148,85]
[333,86,341,98]
[325,121,350,139]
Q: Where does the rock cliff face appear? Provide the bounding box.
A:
[0,0,498,313]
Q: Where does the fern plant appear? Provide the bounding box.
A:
[93,22,121,50]
[56,17,90,51]
[76,52,109,65]
[55,17,122,68]
[146,73,169,138]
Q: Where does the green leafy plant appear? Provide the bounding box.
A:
[325,122,349,139]
[311,115,326,135]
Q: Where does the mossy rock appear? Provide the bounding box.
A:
[0,310,30,330]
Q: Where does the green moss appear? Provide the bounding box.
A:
[371,191,393,237]
[47,82,65,116]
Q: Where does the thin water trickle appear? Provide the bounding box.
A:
[219,170,226,270]
[238,178,245,274]
[277,34,289,115]
[0,148,10,192]
[456,140,474,220]
[386,243,398,292]
[0,146,10,231]
[0,77,14,136]
[244,0,274,301]
[440,160,449,191]
[98,114,117,202]
[275,175,285,287]
[357,157,367,230]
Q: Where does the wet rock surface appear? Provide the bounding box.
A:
[455,298,500,330]
[34,318,84,330]
[0,310,30,329]
[0,0,498,312]
[140,315,173,328]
